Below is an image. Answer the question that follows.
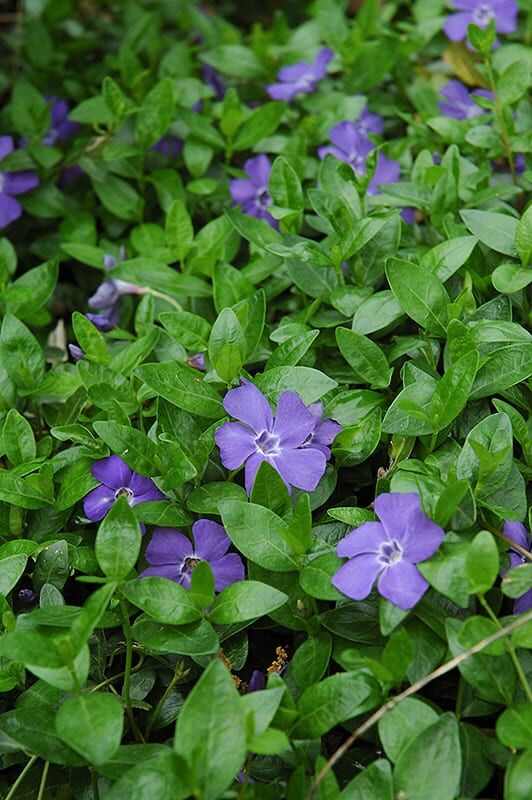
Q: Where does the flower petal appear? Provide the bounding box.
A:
[317,145,348,163]
[83,485,116,521]
[211,553,245,591]
[266,82,301,101]
[0,136,14,162]
[504,521,529,552]
[2,171,39,196]
[222,381,273,432]
[377,560,428,610]
[277,61,312,82]
[192,519,231,561]
[514,590,532,614]
[139,563,183,582]
[145,528,192,566]
[312,47,334,79]
[243,154,271,189]
[400,508,445,563]
[331,554,381,600]
[443,11,471,41]
[0,194,22,228]
[230,178,257,205]
[374,492,421,541]
[215,421,257,470]
[337,521,388,557]
[91,455,132,489]
[272,447,326,492]
[244,451,267,495]
[273,392,315,447]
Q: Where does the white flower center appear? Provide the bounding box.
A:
[378,538,403,566]
[255,186,272,209]
[473,4,494,26]
[114,486,134,503]
[255,430,281,456]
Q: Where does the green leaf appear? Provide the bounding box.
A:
[267,330,319,371]
[0,554,27,596]
[209,580,288,624]
[93,421,163,476]
[0,314,45,390]
[72,312,109,364]
[132,617,219,656]
[428,351,478,431]
[200,45,265,79]
[378,697,439,763]
[291,670,381,738]
[336,327,392,388]
[269,155,304,210]
[393,714,461,800]
[219,500,298,572]
[460,209,518,257]
[208,307,247,383]
[5,259,58,319]
[233,103,285,150]
[386,258,449,336]
[505,750,532,800]
[33,539,69,593]
[502,563,532,599]
[174,659,247,800]
[187,482,248,515]
[291,632,332,689]
[165,199,194,263]
[420,236,478,282]
[466,530,499,594]
[135,77,174,149]
[515,204,532,266]
[341,759,393,800]
[121,578,203,625]
[136,361,223,418]
[111,258,210,298]
[497,59,530,106]
[160,311,211,351]
[103,750,190,800]
[95,496,141,579]
[55,692,123,765]
[497,705,532,751]
[3,408,36,465]
[92,174,143,222]
[299,553,343,601]
[255,366,337,404]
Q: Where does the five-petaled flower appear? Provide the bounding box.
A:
[0,136,39,228]
[501,521,532,614]
[140,520,244,591]
[438,80,493,120]
[443,0,518,45]
[332,492,445,610]
[86,248,143,331]
[229,154,277,228]
[214,380,339,495]
[267,48,333,101]
[318,121,400,195]
[84,455,165,522]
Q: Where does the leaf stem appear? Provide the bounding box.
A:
[37,761,49,800]
[484,523,532,562]
[144,660,186,741]
[484,57,517,184]
[307,609,532,798]
[478,594,532,703]
[4,755,38,800]
[119,597,145,742]
[140,287,183,312]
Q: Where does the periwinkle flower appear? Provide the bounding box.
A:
[151,136,182,158]
[187,352,206,371]
[43,98,79,146]
[267,48,333,102]
[354,104,383,137]
[140,520,244,591]
[305,403,342,458]
[501,521,532,614]
[318,122,400,195]
[438,80,493,120]
[0,136,38,228]
[332,493,445,610]
[229,154,277,228]
[84,455,164,522]
[68,343,84,361]
[444,0,518,44]
[17,588,37,605]
[202,64,226,100]
[214,380,334,494]
[87,248,142,331]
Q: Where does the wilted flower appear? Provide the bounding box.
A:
[438,80,493,119]
[267,48,333,101]
[501,521,532,614]
[0,136,38,228]
[332,492,445,610]
[443,0,518,44]
[229,154,277,228]
[84,455,164,522]
[87,248,143,331]
[140,520,244,591]
[318,121,400,195]
[214,380,334,494]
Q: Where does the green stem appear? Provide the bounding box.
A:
[145,662,185,741]
[454,675,465,718]
[478,594,532,703]
[119,598,145,742]
[91,768,100,800]
[485,523,532,562]
[484,58,517,185]
[4,755,38,800]
[37,761,50,800]
[141,287,183,312]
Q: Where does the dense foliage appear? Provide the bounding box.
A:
[0,1,531,798]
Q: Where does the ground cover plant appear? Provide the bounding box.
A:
[0,0,531,797]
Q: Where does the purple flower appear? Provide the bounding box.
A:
[43,98,79,146]
[83,455,164,522]
[87,248,142,330]
[140,520,244,591]
[202,65,226,100]
[354,104,383,137]
[267,48,333,101]
[438,80,493,120]
[187,352,206,371]
[318,121,400,195]
[229,155,277,228]
[151,136,182,158]
[332,493,445,610]
[68,343,84,361]
[214,380,328,495]
[444,0,518,44]
[17,588,37,604]
[247,670,266,693]
[305,403,341,458]
[502,521,532,614]
[0,136,38,228]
